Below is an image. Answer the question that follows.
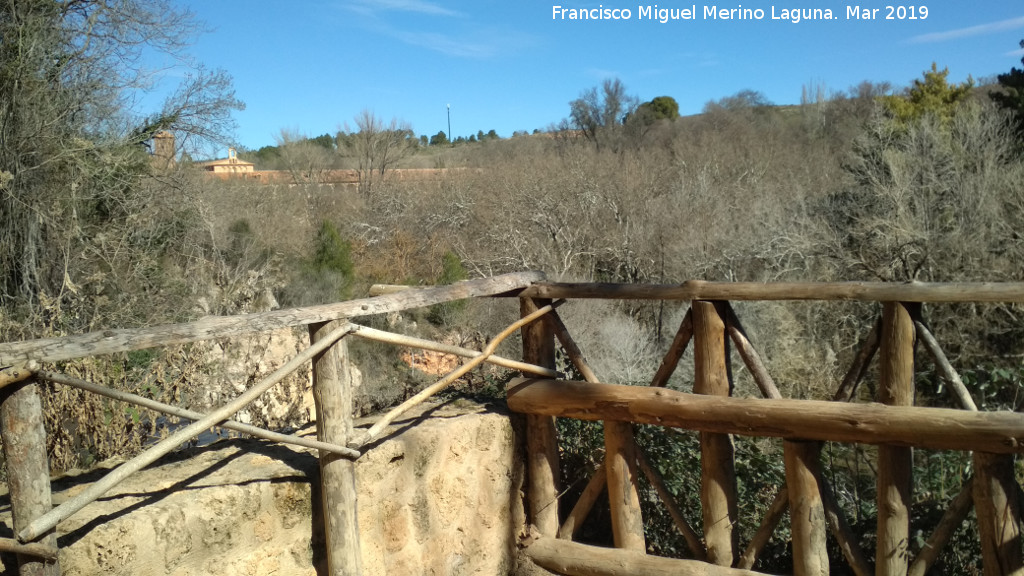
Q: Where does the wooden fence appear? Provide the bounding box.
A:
[1,273,1023,575]
[504,282,1024,576]
[0,271,553,576]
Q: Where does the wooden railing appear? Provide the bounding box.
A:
[1,275,1023,575]
[504,282,1024,576]
[0,271,551,576]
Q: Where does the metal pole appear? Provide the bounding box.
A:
[447,103,452,145]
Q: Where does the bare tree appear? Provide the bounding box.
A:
[567,78,639,151]
[826,101,1022,283]
[274,128,335,184]
[345,109,415,194]
[140,65,245,156]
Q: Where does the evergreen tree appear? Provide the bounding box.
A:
[881,63,973,125]
[991,39,1024,140]
[308,221,354,301]
[637,96,680,121]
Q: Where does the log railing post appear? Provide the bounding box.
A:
[0,379,59,576]
[520,297,560,537]
[973,453,1022,575]
[876,302,917,576]
[558,466,606,540]
[691,300,738,566]
[784,440,828,576]
[605,421,645,550]
[310,322,361,576]
[548,308,644,549]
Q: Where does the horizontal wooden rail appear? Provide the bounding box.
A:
[0,361,37,389]
[0,271,544,364]
[18,323,356,543]
[36,370,359,458]
[368,284,427,296]
[524,537,764,576]
[357,300,564,445]
[348,323,558,378]
[0,537,57,561]
[518,281,1024,302]
[506,378,1024,453]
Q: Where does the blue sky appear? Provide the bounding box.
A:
[163,1,1024,151]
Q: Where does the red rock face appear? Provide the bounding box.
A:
[400,349,461,376]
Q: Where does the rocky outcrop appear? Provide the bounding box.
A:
[400,349,461,376]
[0,400,537,575]
[193,325,320,431]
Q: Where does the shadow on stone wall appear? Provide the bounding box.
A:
[0,399,540,576]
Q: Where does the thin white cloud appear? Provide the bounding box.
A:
[586,68,620,80]
[392,30,494,58]
[1009,48,1024,58]
[375,22,536,59]
[908,16,1024,44]
[679,50,720,68]
[350,0,460,17]
[637,68,667,78]
[343,2,535,60]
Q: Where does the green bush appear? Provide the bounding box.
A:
[312,220,355,280]
[438,251,468,284]
[280,220,356,306]
[427,251,468,325]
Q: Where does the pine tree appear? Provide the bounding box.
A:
[991,40,1024,140]
[881,63,973,125]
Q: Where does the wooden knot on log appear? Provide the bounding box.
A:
[0,361,39,390]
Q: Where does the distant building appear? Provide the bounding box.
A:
[198,148,255,175]
[150,131,176,171]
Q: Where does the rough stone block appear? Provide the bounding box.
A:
[0,401,528,576]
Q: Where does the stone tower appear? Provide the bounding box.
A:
[151,131,176,170]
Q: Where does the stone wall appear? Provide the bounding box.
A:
[0,401,539,576]
[203,168,453,185]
